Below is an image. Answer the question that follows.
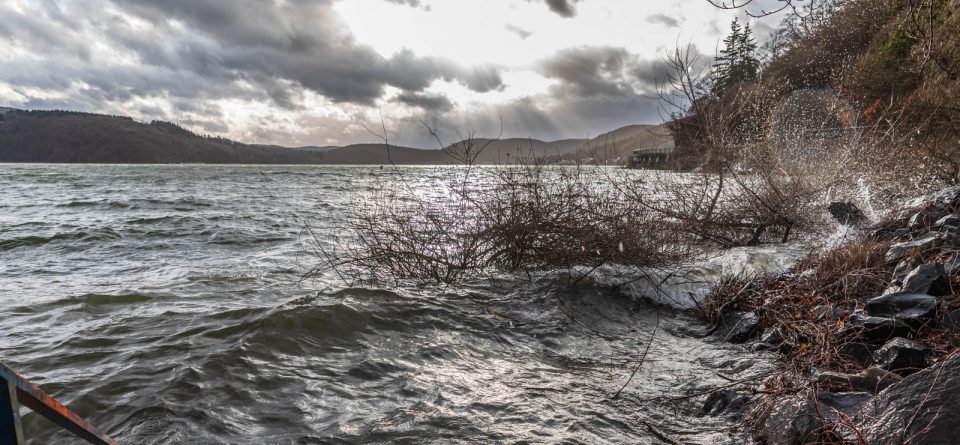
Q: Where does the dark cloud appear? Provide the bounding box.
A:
[382,0,423,6]
[393,92,454,112]
[539,46,666,97]
[0,0,501,110]
[632,59,673,87]
[545,0,578,17]
[525,0,581,17]
[0,0,671,147]
[505,24,533,39]
[646,13,680,28]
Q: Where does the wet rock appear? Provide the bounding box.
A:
[900,263,950,296]
[864,292,938,324]
[885,232,949,263]
[859,353,960,444]
[715,311,760,343]
[828,202,869,226]
[751,328,787,352]
[816,366,901,393]
[837,342,874,367]
[844,314,914,342]
[907,210,941,230]
[701,389,750,416]
[942,308,960,330]
[944,252,960,274]
[903,185,960,209]
[936,214,960,229]
[875,337,927,376]
[889,257,923,289]
[758,391,871,445]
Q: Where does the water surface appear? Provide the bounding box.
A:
[0,164,768,444]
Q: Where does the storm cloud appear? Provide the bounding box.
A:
[538,46,667,97]
[0,0,501,109]
[0,0,749,146]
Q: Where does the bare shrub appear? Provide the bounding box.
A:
[306,137,692,285]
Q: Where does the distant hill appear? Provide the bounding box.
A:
[569,124,674,163]
[0,110,336,164]
[0,109,670,165]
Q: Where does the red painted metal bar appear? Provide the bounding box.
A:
[0,363,119,445]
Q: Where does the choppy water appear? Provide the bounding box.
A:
[0,164,771,444]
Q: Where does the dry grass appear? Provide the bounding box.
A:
[700,216,960,442]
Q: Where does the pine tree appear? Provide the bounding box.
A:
[712,19,760,94]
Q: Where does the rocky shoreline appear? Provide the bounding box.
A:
[702,186,960,444]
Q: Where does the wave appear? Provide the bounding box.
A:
[0,228,122,251]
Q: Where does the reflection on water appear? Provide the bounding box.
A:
[0,164,768,444]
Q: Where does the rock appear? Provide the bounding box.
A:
[844,314,914,343]
[903,185,960,209]
[816,366,902,393]
[885,232,948,263]
[944,252,960,275]
[859,353,960,444]
[899,263,950,296]
[864,292,938,324]
[701,389,750,416]
[758,391,872,445]
[838,342,874,367]
[889,257,923,288]
[936,213,960,229]
[942,308,960,330]
[885,232,938,263]
[907,210,941,230]
[875,337,927,376]
[828,202,869,225]
[751,328,788,352]
[715,311,761,343]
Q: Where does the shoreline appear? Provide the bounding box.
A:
[694,186,960,443]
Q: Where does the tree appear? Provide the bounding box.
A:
[712,19,760,94]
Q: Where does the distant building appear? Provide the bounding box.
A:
[628,146,675,169]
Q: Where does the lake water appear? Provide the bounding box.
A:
[0,164,770,444]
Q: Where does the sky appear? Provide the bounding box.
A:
[0,0,783,147]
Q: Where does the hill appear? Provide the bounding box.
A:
[0,110,332,164]
[0,108,669,165]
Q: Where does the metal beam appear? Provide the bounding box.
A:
[0,363,118,445]
[0,375,24,445]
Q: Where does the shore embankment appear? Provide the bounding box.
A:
[699,186,960,443]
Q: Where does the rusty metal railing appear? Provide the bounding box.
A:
[0,362,118,445]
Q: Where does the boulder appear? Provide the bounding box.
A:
[828,202,869,226]
[758,391,872,445]
[875,337,927,376]
[844,314,914,343]
[885,232,951,263]
[701,389,751,416]
[816,366,902,393]
[903,186,960,209]
[715,311,761,343]
[864,292,938,324]
[859,353,960,444]
[899,263,950,296]
[837,342,874,368]
[935,213,960,229]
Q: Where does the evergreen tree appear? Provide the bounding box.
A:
[712,19,760,94]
